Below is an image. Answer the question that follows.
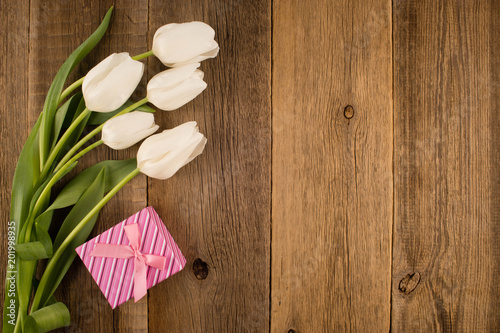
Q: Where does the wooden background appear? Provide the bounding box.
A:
[0,0,498,331]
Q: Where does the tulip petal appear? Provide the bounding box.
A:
[83,53,144,112]
[152,22,219,66]
[139,132,205,179]
[169,44,219,68]
[148,76,207,111]
[137,122,198,163]
[102,112,159,150]
[137,121,207,179]
[183,136,208,166]
[147,63,200,90]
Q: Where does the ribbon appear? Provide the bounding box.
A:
[90,223,167,302]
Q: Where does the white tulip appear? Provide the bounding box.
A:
[146,63,207,111]
[82,53,144,112]
[152,22,219,67]
[137,121,207,179]
[102,112,159,150]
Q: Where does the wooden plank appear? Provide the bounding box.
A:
[97,3,150,332]
[392,0,500,331]
[146,1,272,332]
[0,0,30,331]
[271,0,393,331]
[26,1,149,332]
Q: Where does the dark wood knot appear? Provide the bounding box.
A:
[192,258,209,280]
[398,272,421,294]
[288,329,297,333]
[343,105,354,119]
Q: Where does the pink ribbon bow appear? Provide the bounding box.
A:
[90,223,167,302]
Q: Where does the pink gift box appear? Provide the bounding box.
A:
[75,206,186,309]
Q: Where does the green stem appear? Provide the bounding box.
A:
[30,168,141,313]
[53,98,148,173]
[58,77,84,104]
[14,140,103,332]
[40,108,91,180]
[61,139,103,168]
[13,312,23,333]
[132,50,154,61]
[24,140,103,248]
[14,260,36,333]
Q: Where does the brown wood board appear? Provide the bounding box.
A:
[392,0,500,331]
[0,0,498,332]
[271,0,393,331]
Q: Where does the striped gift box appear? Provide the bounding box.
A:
[75,206,186,309]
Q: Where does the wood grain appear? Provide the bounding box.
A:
[392,0,500,331]
[271,0,393,331]
[145,1,272,332]
[0,0,30,330]
[2,0,500,332]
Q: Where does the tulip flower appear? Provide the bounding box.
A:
[101,111,159,150]
[147,63,207,111]
[82,53,144,112]
[152,22,219,67]
[137,121,207,179]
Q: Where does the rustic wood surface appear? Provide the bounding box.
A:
[271,0,393,331]
[392,0,500,331]
[0,0,498,332]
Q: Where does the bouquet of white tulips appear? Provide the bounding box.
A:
[2,7,218,333]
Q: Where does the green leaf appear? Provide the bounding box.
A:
[31,125,42,184]
[39,7,113,166]
[4,8,113,333]
[36,226,54,257]
[32,279,58,306]
[53,169,106,250]
[24,302,70,333]
[44,295,58,307]
[15,241,51,261]
[15,214,55,261]
[138,103,155,113]
[16,259,37,327]
[39,170,106,307]
[10,118,41,238]
[54,97,90,166]
[34,210,54,234]
[51,93,83,150]
[47,159,137,211]
[14,158,76,255]
[87,100,155,125]
[4,119,41,333]
[28,161,77,215]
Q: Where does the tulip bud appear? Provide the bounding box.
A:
[152,22,219,67]
[137,121,207,179]
[102,112,159,150]
[146,63,207,111]
[82,53,144,112]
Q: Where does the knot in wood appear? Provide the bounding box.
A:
[192,258,209,280]
[398,272,421,294]
[343,105,355,119]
